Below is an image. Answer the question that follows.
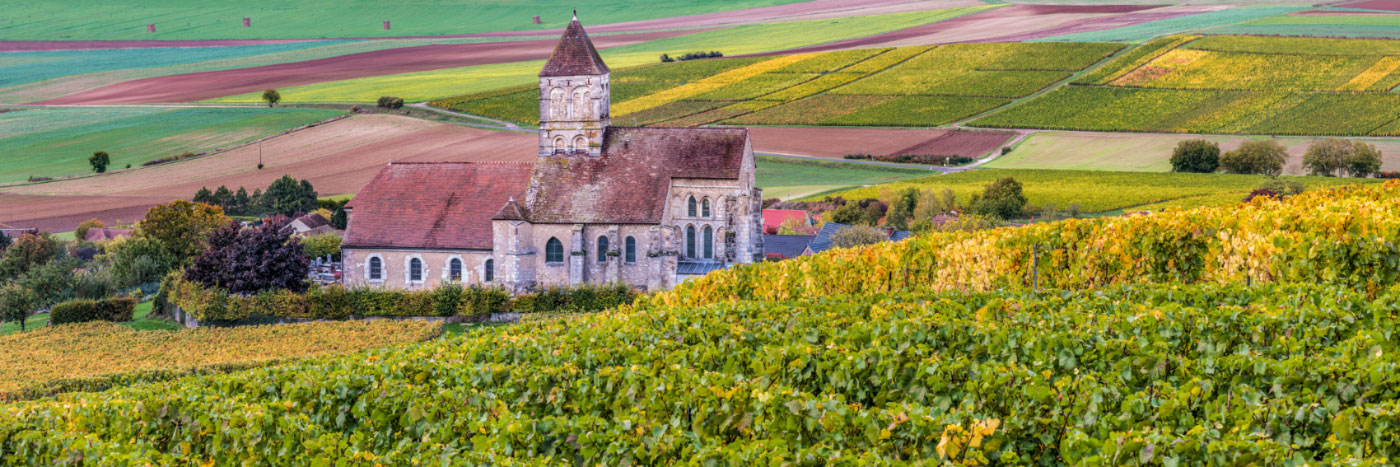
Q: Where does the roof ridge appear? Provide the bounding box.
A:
[389,161,534,166]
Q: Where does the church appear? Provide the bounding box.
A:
[340,15,764,292]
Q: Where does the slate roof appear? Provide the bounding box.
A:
[763,234,814,260]
[344,162,533,250]
[807,222,911,254]
[524,127,749,224]
[677,260,728,276]
[540,16,609,77]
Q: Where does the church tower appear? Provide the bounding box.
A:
[538,13,610,157]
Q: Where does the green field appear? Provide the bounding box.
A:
[0,301,174,336]
[1220,11,1400,39]
[0,0,803,40]
[431,40,1120,128]
[755,155,934,200]
[973,35,1400,136]
[985,131,1400,173]
[210,6,999,104]
[1036,6,1301,42]
[0,107,340,183]
[819,168,1378,214]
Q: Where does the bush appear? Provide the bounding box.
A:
[142,151,199,167]
[968,177,1027,220]
[377,96,404,109]
[460,286,511,317]
[49,297,136,325]
[1379,171,1400,179]
[831,225,887,249]
[1220,140,1286,176]
[1169,139,1220,173]
[1257,177,1305,198]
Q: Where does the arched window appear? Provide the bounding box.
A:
[703,226,714,259]
[573,135,588,153]
[574,89,588,119]
[449,258,462,281]
[701,198,711,218]
[368,257,382,280]
[553,136,565,154]
[546,237,564,263]
[549,88,565,120]
[625,236,636,263]
[597,236,609,263]
[686,225,696,258]
[484,259,494,282]
[687,196,697,217]
[409,258,423,282]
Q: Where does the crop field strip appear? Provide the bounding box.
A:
[972,35,1400,136]
[431,41,1123,128]
[6,184,1400,463]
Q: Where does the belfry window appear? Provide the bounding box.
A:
[687,196,697,217]
[701,198,711,218]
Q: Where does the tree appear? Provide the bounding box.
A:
[18,257,80,308]
[0,233,63,280]
[1169,139,1220,173]
[301,232,342,260]
[193,186,213,204]
[0,282,38,331]
[185,218,310,294]
[89,150,111,173]
[0,232,10,252]
[1303,138,1380,177]
[75,218,106,243]
[1220,140,1287,176]
[104,236,177,287]
[231,187,251,216]
[885,188,919,230]
[830,226,887,249]
[212,185,233,208]
[968,177,1027,220]
[827,202,865,226]
[136,200,231,263]
[262,89,281,107]
[263,175,318,216]
[858,199,887,226]
[330,207,348,230]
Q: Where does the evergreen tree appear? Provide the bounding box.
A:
[231,187,251,216]
[192,186,213,204]
[211,185,233,209]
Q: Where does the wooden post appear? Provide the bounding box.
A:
[383,20,390,30]
[243,17,251,27]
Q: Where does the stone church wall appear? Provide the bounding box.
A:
[343,248,498,289]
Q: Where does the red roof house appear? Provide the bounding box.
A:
[762,209,811,233]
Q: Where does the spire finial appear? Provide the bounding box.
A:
[572,9,577,20]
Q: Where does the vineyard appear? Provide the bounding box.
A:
[817,168,1374,214]
[0,320,442,401]
[5,183,1400,463]
[432,42,1121,128]
[975,35,1400,135]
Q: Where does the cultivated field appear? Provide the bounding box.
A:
[0,106,340,183]
[435,41,1121,128]
[755,155,932,200]
[748,126,1015,160]
[822,168,1378,214]
[974,35,1400,136]
[986,131,1400,173]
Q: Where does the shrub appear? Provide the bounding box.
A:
[305,285,352,320]
[27,175,52,182]
[1257,177,1305,198]
[1243,188,1278,202]
[1305,138,1382,177]
[831,225,887,249]
[1169,139,1220,173]
[301,233,341,260]
[459,285,511,318]
[142,152,199,167]
[376,96,404,109]
[49,297,136,325]
[1220,140,1286,176]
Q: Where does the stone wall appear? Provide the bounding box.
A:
[343,247,498,289]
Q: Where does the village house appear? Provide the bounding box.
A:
[340,15,764,292]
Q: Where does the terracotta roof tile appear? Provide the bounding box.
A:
[524,127,749,224]
[540,17,609,77]
[344,162,533,250]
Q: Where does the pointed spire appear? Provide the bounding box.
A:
[540,13,609,77]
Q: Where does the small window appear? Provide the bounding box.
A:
[553,137,565,153]
[484,259,494,282]
[687,196,697,217]
[449,258,462,281]
[597,236,609,263]
[573,135,588,153]
[409,258,423,282]
[368,257,382,280]
[686,225,696,258]
[702,198,711,218]
[546,237,564,263]
[625,236,636,263]
[703,226,714,259]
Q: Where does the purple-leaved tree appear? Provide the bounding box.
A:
[185,217,309,294]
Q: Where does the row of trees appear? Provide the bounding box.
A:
[192,175,318,217]
[1171,138,1382,178]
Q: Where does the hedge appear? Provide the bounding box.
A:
[48,297,137,325]
[164,278,637,323]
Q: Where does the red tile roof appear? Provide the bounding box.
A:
[84,228,133,242]
[344,162,533,250]
[524,127,749,224]
[540,17,609,77]
[762,209,810,231]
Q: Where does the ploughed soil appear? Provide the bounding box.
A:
[34,30,691,105]
[1338,0,1400,12]
[0,114,536,232]
[751,4,1219,54]
[748,126,1014,159]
